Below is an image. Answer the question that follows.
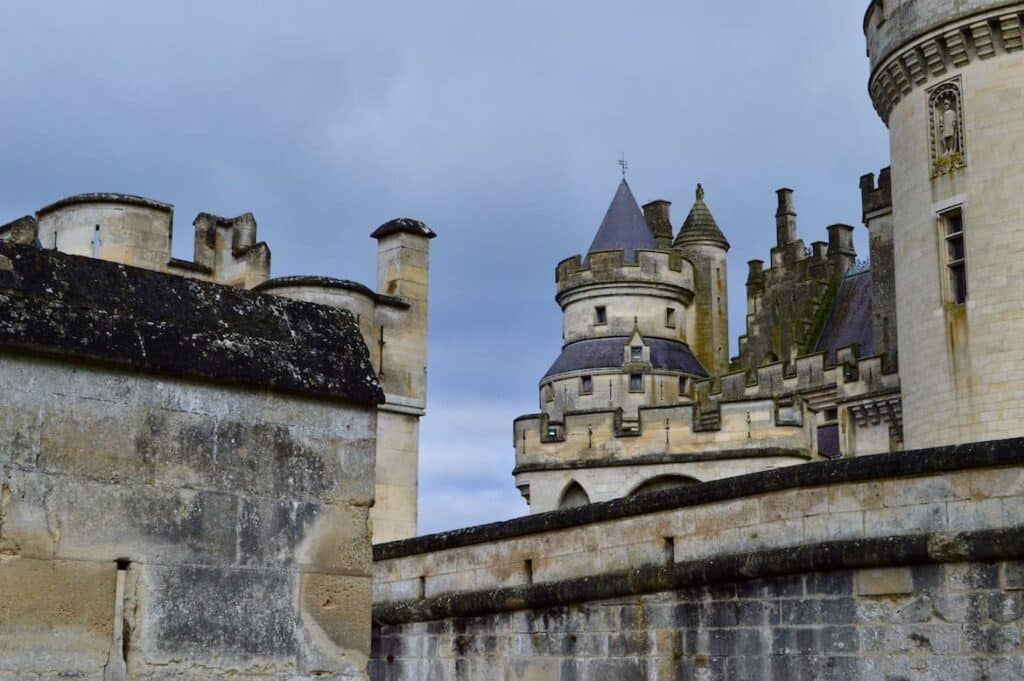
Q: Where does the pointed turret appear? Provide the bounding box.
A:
[586,179,657,263]
[674,184,730,250]
[673,183,730,377]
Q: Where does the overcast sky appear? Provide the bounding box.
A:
[0,2,889,535]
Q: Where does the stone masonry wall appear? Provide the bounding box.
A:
[0,355,376,679]
[372,439,1024,680]
[373,559,1024,680]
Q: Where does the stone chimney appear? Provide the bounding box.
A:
[642,200,673,249]
[775,189,797,247]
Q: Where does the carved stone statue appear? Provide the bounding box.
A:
[940,100,959,155]
[928,78,966,176]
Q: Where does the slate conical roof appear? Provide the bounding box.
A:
[674,184,729,250]
[586,179,657,263]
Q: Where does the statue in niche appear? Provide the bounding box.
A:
[940,100,959,155]
[929,78,966,176]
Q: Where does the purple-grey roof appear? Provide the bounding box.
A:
[814,270,874,362]
[586,180,657,263]
[544,336,707,379]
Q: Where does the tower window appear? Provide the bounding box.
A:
[665,308,677,328]
[943,209,967,304]
[595,306,607,325]
[629,373,644,392]
[630,346,643,361]
[679,376,688,395]
[580,375,593,394]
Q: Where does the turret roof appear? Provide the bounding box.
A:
[674,184,729,250]
[586,179,657,263]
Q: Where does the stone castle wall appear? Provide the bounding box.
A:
[0,242,380,679]
[372,438,1024,679]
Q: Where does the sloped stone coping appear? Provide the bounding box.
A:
[374,527,1024,625]
[375,438,1024,561]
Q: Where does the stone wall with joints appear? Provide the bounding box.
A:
[371,437,1024,680]
[0,241,381,679]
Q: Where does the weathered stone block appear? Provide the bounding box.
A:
[131,563,297,673]
[0,557,115,675]
[857,567,914,596]
[298,573,372,676]
[53,478,238,566]
[0,404,40,467]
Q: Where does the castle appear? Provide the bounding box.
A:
[4,1,1024,679]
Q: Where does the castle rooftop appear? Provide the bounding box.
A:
[586,179,657,263]
[674,184,729,250]
[0,240,383,405]
[544,336,707,379]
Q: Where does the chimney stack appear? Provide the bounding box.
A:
[775,188,797,247]
[642,200,673,249]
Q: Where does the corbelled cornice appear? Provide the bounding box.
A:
[868,5,1024,123]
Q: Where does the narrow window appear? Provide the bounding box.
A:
[543,384,554,403]
[631,346,643,361]
[580,375,593,394]
[629,373,644,392]
[595,306,607,325]
[665,308,677,328]
[679,376,688,395]
[943,209,967,304]
[524,559,534,585]
[91,225,101,258]
[824,407,838,422]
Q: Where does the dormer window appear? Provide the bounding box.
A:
[580,375,593,394]
[629,373,644,392]
[595,306,607,325]
[630,346,643,361]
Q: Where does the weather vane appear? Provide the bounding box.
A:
[619,153,628,178]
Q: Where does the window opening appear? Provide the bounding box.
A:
[595,306,607,325]
[631,346,643,361]
[943,210,967,304]
[629,373,643,392]
[580,375,593,394]
[665,308,677,328]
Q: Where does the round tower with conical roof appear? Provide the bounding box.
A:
[674,184,730,376]
[512,179,811,514]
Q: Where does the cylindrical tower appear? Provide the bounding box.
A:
[865,1,1024,448]
[549,181,704,423]
[674,184,730,376]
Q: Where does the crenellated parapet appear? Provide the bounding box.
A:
[555,248,692,298]
[1,193,272,288]
[865,1,1024,122]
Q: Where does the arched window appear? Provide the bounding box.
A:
[630,475,699,497]
[559,481,591,510]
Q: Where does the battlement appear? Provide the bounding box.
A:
[700,344,899,403]
[860,167,893,219]
[555,248,692,296]
[1,193,271,288]
[513,401,809,480]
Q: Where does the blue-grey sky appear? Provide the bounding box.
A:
[0,2,888,535]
